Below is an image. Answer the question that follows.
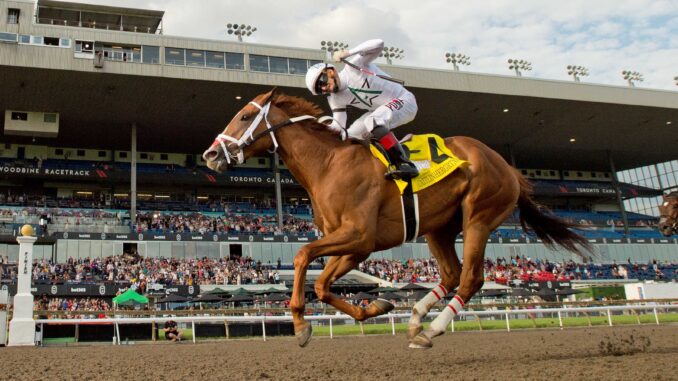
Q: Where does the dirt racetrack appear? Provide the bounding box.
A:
[1,325,677,380]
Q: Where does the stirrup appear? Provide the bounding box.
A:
[385,163,419,180]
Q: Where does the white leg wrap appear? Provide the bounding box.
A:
[410,284,448,326]
[413,284,448,316]
[429,295,465,332]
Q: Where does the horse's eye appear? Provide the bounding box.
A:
[241,114,250,121]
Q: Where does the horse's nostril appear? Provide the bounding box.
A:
[203,149,219,161]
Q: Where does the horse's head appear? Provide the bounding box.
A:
[658,192,678,236]
[202,89,289,173]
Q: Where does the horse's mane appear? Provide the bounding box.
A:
[272,94,341,138]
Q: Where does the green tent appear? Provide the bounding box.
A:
[206,287,230,295]
[112,289,149,305]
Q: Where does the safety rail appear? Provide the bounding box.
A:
[34,304,678,344]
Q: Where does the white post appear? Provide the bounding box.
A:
[653,308,659,325]
[329,317,333,339]
[390,316,395,336]
[450,317,455,332]
[192,320,196,343]
[8,229,38,346]
[115,322,121,345]
[557,311,563,329]
[261,318,266,341]
[607,309,613,326]
[505,311,511,332]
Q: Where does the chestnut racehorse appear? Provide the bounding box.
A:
[202,89,589,348]
[658,192,678,236]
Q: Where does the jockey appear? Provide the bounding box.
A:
[305,39,419,180]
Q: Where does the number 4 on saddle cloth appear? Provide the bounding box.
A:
[370,133,468,243]
[370,133,468,194]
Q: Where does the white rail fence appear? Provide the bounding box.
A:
[35,304,678,345]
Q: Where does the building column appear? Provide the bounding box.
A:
[608,150,630,236]
[273,153,284,230]
[506,144,516,167]
[131,123,137,228]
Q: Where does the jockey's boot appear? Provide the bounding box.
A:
[373,126,419,180]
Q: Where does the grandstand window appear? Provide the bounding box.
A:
[98,151,106,158]
[186,49,205,67]
[75,40,93,53]
[10,112,27,121]
[536,170,542,176]
[43,113,57,123]
[269,56,288,74]
[0,32,17,43]
[31,36,43,45]
[140,153,148,159]
[142,45,160,64]
[59,38,70,48]
[576,172,582,177]
[19,34,29,44]
[549,170,556,176]
[44,37,59,46]
[55,148,63,155]
[165,47,185,65]
[308,60,322,67]
[205,51,224,68]
[7,8,20,24]
[521,170,527,175]
[288,58,307,75]
[160,153,168,161]
[249,54,269,72]
[119,152,128,158]
[591,172,596,178]
[225,52,244,70]
[258,158,266,165]
[76,150,85,157]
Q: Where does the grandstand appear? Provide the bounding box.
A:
[0,0,676,275]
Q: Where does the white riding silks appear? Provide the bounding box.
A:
[429,295,465,332]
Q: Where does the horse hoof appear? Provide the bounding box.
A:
[370,299,395,315]
[407,325,423,341]
[408,342,432,349]
[409,332,433,348]
[295,323,312,347]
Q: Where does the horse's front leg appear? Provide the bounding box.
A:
[314,255,394,322]
[290,225,374,347]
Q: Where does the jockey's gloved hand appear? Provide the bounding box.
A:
[333,49,351,63]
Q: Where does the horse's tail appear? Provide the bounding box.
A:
[515,170,592,256]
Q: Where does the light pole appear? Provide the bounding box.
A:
[380,46,404,65]
[226,23,257,42]
[320,40,349,60]
[508,58,532,77]
[445,52,470,71]
[566,65,589,82]
[622,70,643,87]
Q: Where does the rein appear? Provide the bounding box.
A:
[211,100,316,165]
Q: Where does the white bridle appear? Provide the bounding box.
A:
[204,100,317,166]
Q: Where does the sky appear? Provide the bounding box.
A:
[67,0,678,90]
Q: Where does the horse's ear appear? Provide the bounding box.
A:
[262,87,278,104]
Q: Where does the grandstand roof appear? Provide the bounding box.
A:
[1,64,675,172]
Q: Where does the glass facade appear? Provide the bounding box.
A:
[165,47,185,65]
[141,45,160,64]
[225,52,244,70]
[249,54,269,72]
[618,159,678,217]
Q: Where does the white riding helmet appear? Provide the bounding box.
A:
[305,63,335,95]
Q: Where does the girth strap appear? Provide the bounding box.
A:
[401,181,420,243]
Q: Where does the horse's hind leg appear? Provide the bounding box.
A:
[410,224,490,348]
[407,221,462,341]
[314,255,394,321]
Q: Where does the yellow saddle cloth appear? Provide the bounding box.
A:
[370,134,468,194]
